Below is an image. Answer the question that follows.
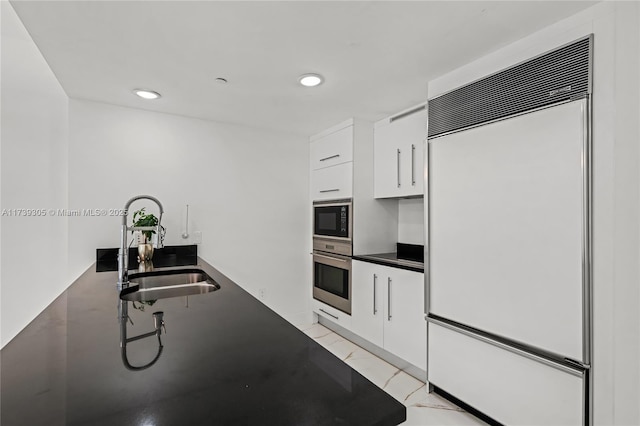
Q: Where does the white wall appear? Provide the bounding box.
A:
[398,198,424,245]
[0,0,310,347]
[428,2,640,424]
[68,99,310,323]
[0,2,70,347]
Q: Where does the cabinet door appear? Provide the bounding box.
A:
[351,261,384,347]
[374,106,427,198]
[310,126,353,170]
[383,267,426,370]
[310,162,353,201]
[373,121,401,198]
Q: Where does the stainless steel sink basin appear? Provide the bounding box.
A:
[120,268,220,302]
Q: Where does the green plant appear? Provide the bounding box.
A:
[132,207,158,243]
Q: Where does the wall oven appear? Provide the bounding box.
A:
[313,251,352,315]
[312,198,353,314]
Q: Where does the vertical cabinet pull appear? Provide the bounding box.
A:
[411,144,416,186]
[387,277,392,321]
[373,274,377,315]
[397,149,401,188]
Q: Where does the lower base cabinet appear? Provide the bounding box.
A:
[351,260,426,370]
[428,323,584,425]
[312,298,352,330]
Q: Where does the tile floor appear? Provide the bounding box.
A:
[297,322,487,426]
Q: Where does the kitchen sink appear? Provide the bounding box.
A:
[120,267,220,302]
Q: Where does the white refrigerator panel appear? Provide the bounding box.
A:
[428,323,584,425]
[429,100,586,360]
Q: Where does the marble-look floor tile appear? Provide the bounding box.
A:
[301,323,333,339]
[383,371,425,404]
[343,350,400,390]
[318,335,362,361]
[404,387,463,411]
[314,331,347,348]
[403,405,488,426]
[290,319,316,331]
[301,323,486,425]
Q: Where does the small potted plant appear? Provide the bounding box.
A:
[132,207,158,261]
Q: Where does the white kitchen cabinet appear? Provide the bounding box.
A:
[310,125,353,170]
[310,162,353,201]
[428,322,584,425]
[374,104,427,199]
[351,260,426,370]
[309,118,396,253]
[351,261,384,346]
[312,298,352,330]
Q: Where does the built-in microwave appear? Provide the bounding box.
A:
[313,199,352,256]
[313,251,352,315]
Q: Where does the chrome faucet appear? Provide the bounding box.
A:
[118,195,165,289]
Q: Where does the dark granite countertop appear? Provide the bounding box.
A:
[1,258,405,426]
[353,243,424,273]
[353,254,424,273]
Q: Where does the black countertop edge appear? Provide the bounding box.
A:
[353,253,424,273]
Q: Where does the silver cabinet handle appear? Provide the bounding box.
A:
[373,274,378,315]
[397,149,401,188]
[411,144,416,186]
[319,154,340,162]
[387,277,392,321]
[319,189,340,193]
[319,308,339,320]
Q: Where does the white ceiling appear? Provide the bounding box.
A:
[10,1,597,136]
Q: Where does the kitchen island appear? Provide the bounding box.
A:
[1,258,406,425]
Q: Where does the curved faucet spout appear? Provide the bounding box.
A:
[118,195,165,289]
[122,195,164,226]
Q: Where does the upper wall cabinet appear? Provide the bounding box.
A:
[310,162,353,201]
[310,121,354,201]
[310,125,353,170]
[374,104,427,199]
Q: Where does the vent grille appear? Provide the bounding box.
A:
[428,36,592,138]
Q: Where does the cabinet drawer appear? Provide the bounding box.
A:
[312,299,352,329]
[310,126,353,170]
[311,162,353,201]
[428,322,584,425]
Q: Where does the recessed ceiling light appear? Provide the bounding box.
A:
[133,89,161,100]
[299,73,324,87]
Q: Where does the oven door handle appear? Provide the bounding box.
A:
[313,253,350,263]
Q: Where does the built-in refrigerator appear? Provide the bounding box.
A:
[425,36,593,425]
